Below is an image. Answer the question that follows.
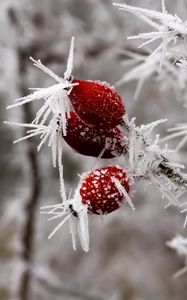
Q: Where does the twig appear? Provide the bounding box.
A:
[17,47,41,300]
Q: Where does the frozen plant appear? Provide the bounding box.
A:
[114,0,187,70]
[114,0,187,102]
[5,36,187,252]
[5,37,77,199]
[38,114,187,251]
[121,115,187,209]
[117,48,187,101]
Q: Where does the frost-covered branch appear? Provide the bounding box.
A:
[121,116,187,211]
[39,115,187,252]
[6,37,187,253]
[114,1,187,70]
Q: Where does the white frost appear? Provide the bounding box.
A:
[167,235,187,278]
[40,186,89,252]
[121,115,187,214]
[5,37,77,203]
[114,1,187,69]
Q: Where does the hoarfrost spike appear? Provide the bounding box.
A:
[5,38,77,202]
[40,185,89,252]
[121,115,187,216]
[114,2,187,71]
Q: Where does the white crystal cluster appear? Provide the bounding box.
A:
[6,37,76,174]
[114,1,187,101]
[121,116,187,217]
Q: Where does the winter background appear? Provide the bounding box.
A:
[1,0,187,299]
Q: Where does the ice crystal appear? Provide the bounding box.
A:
[161,123,187,151]
[5,37,77,200]
[111,176,135,210]
[117,48,187,101]
[121,115,187,209]
[6,36,76,136]
[179,201,187,228]
[40,186,89,252]
[114,1,187,70]
[167,235,187,278]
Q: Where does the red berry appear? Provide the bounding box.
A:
[62,112,125,158]
[80,166,130,215]
[69,79,125,129]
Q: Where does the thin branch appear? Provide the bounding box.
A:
[17,47,41,300]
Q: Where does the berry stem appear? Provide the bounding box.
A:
[157,160,187,188]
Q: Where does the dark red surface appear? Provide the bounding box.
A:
[62,112,125,158]
[80,166,130,215]
[69,79,125,129]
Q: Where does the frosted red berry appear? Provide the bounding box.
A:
[69,79,125,129]
[62,112,125,158]
[80,166,130,215]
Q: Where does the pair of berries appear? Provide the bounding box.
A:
[61,79,126,159]
[61,79,130,215]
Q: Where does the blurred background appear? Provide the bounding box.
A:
[1,0,187,299]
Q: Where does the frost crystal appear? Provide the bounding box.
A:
[6,36,76,140]
[161,123,187,151]
[112,176,135,210]
[167,235,187,278]
[121,116,187,211]
[117,48,187,101]
[40,181,90,252]
[114,1,187,70]
[5,37,77,199]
